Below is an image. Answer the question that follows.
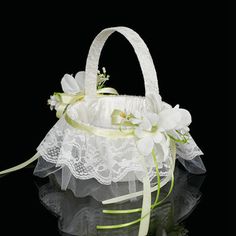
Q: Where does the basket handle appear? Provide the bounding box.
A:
[84,26,160,100]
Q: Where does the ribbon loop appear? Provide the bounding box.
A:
[54,87,118,118]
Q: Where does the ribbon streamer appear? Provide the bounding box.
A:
[97,141,176,236]
[97,141,176,235]
[0,153,40,176]
[97,153,152,236]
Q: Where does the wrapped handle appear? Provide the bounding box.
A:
[84,26,160,100]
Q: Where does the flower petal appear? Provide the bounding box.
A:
[134,127,146,138]
[130,118,142,125]
[177,109,192,128]
[140,117,152,131]
[61,74,80,94]
[154,138,170,162]
[133,111,142,119]
[146,112,159,126]
[136,136,154,156]
[153,144,164,162]
[158,107,181,131]
[153,131,163,143]
[75,71,85,91]
[161,139,170,162]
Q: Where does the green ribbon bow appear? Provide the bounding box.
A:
[54,87,119,118]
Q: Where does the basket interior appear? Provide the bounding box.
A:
[67,95,147,129]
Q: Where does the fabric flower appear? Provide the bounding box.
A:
[130,105,191,158]
[157,105,191,131]
[61,71,85,95]
[47,95,59,110]
[131,112,167,157]
[60,68,110,94]
[48,68,114,114]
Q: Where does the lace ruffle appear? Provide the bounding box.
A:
[36,114,204,186]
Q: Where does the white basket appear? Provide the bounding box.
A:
[35,26,205,200]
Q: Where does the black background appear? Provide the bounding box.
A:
[0,3,229,236]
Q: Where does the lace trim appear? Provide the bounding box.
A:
[37,117,171,185]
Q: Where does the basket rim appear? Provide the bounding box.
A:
[66,94,147,130]
[64,112,135,138]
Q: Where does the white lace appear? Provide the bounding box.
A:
[37,117,172,185]
[176,139,203,160]
[37,116,202,186]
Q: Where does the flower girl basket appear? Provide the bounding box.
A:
[0,27,205,236]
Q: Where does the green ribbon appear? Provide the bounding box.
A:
[65,113,134,138]
[54,93,83,118]
[0,153,40,176]
[55,87,119,118]
[97,141,176,232]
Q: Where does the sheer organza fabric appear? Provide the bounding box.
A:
[37,165,204,236]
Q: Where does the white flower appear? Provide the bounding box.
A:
[47,95,59,110]
[157,105,191,131]
[61,68,110,94]
[131,112,166,157]
[61,71,85,94]
[130,105,191,157]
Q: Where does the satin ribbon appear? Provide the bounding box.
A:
[98,155,152,236]
[0,152,40,176]
[97,142,176,234]
[54,87,118,118]
[65,113,134,138]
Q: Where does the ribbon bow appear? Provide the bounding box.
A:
[48,70,118,118]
